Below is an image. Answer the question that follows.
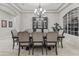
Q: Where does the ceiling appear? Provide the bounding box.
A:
[0,3,70,16]
[10,3,70,12]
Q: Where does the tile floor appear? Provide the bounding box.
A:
[0,33,79,56]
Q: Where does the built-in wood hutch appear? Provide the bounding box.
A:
[32,17,48,32]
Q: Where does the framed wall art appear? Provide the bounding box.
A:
[1,20,7,28]
[9,21,13,28]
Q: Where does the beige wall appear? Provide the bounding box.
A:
[19,12,59,31]
[0,10,21,39]
[0,10,14,39]
[1,3,79,39]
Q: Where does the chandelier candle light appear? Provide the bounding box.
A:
[34,4,46,18]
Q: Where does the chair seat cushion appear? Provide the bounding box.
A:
[20,43,29,46]
[58,35,65,38]
[34,43,43,46]
[58,34,62,37]
[47,43,55,46]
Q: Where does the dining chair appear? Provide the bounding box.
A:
[57,29,65,48]
[45,32,58,55]
[11,29,19,49]
[32,32,44,55]
[18,32,30,56]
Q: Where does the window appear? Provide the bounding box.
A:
[63,7,79,36]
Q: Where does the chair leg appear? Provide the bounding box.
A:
[55,43,58,55]
[13,40,15,49]
[18,43,20,56]
[22,46,23,49]
[42,46,43,55]
[29,46,30,55]
[32,46,34,55]
[46,45,47,55]
[17,42,18,45]
[61,38,63,48]
[17,38,19,45]
[57,38,59,45]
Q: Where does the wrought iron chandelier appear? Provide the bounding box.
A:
[34,4,46,18]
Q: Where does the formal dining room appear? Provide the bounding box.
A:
[0,3,79,56]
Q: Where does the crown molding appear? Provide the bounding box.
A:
[7,3,71,14]
[0,3,22,16]
[21,10,58,13]
[0,4,17,16]
[0,8,15,16]
[8,3,22,13]
[56,3,65,11]
[57,3,72,13]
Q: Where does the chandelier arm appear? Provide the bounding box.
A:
[34,3,46,18]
